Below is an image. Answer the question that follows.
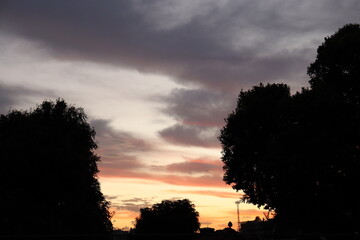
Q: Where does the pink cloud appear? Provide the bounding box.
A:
[99,167,227,188]
[99,155,227,188]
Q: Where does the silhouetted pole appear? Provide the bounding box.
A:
[235,200,241,231]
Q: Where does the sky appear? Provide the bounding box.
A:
[1,0,359,230]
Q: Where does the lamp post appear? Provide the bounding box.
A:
[235,200,241,231]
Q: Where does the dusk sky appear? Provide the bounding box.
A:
[1,0,359,230]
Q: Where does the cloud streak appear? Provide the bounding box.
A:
[166,157,222,174]
[98,153,226,188]
[100,168,226,188]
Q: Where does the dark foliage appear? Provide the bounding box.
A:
[219,23,360,236]
[133,199,200,240]
[0,99,113,237]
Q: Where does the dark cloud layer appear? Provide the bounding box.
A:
[2,0,359,92]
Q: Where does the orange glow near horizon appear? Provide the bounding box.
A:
[108,200,266,230]
[99,176,266,231]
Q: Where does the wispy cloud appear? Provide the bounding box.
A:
[165,189,241,199]
[92,118,154,178]
[112,197,154,212]
[100,170,226,188]
[166,157,222,174]
[104,195,119,200]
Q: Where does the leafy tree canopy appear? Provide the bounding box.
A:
[134,199,200,239]
[0,99,113,236]
[219,24,360,235]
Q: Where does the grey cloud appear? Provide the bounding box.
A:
[91,119,151,176]
[166,161,220,174]
[157,88,234,147]
[104,195,118,200]
[2,0,359,91]
[159,124,220,148]
[121,198,148,203]
[0,84,20,113]
[113,197,154,212]
[0,83,53,114]
[91,119,152,153]
[159,88,236,127]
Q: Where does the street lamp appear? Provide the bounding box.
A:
[235,200,241,231]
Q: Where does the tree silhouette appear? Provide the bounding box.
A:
[134,199,200,240]
[0,99,113,237]
[220,83,291,210]
[219,24,360,236]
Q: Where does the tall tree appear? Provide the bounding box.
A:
[220,83,292,210]
[0,99,113,237]
[134,199,200,240]
[219,24,360,236]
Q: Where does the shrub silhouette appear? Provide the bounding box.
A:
[134,199,200,240]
